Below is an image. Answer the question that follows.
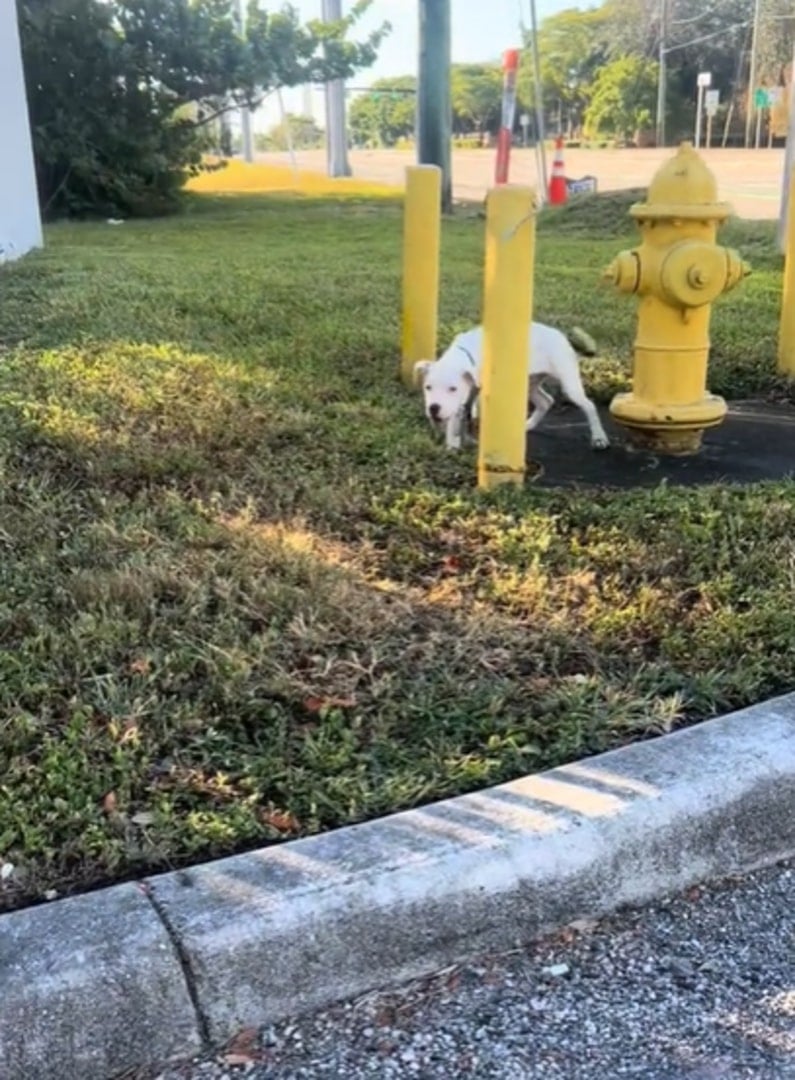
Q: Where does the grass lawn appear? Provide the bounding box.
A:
[0,180,792,912]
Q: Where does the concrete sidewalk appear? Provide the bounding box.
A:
[1,694,793,1079]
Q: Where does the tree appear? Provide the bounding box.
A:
[520,7,610,135]
[349,76,416,146]
[584,56,659,142]
[19,0,387,217]
[450,64,502,135]
[259,113,324,151]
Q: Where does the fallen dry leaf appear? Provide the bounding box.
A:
[222,1027,262,1066]
[302,695,356,714]
[261,809,300,834]
[129,658,151,676]
[102,791,118,815]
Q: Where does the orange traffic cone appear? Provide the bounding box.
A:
[548,136,568,205]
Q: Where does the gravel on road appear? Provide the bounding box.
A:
[147,858,795,1080]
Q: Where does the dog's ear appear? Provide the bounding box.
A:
[413,359,432,386]
[462,369,479,389]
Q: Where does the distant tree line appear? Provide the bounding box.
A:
[350,0,795,148]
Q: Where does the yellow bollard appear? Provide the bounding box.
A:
[778,173,795,376]
[401,165,442,386]
[477,184,536,490]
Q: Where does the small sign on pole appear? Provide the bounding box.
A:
[519,112,531,147]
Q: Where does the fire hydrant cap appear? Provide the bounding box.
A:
[630,142,732,223]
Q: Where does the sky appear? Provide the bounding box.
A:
[254,0,575,130]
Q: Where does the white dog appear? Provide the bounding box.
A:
[414,322,610,452]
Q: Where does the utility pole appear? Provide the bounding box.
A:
[322,0,352,177]
[417,0,452,213]
[528,0,548,202]
[236,0,254,162]
[745,0,762,148]
[656,0,667,147]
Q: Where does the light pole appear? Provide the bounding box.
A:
[322,0,352,177]
[527,0,548,200]
[656,0,667,147]
[235,0,254,162]
[745,0,763,148]
[417,0,452,212]
[695,71,711,149]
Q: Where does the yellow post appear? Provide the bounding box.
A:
[778,173,795,376]
[401,165,441,386]
[477,184,536,490]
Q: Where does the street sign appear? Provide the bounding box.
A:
[697,72,712,88]
[755,87,769,109]
[705,89,720,117]
[519,113,530,127]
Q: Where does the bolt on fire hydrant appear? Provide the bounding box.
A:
[602,142,751,455]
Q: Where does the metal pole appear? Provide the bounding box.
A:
[321,0,352,177]
[695,84,704,148]
[656,0,667,147]
[236,0,254,162]
[417,0,452,213]
[528,0,548,200]
[745,0,762,148]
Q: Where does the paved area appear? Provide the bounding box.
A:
[148,858,794,1079]
[257,147,786,220]
[528,400,795,489]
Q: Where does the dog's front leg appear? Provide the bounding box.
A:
[444,413,463,450]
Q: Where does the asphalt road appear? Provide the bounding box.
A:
[149,858,795,1079]
[257,146,786,220]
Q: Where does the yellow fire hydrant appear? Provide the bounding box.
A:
[603,142,750,454]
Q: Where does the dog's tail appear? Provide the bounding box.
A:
[567,326,598,357]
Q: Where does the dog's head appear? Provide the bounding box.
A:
[414,358,477,428]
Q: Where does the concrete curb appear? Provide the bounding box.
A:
[2,695,794,1079]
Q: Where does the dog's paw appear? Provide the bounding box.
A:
[591,435,610,451]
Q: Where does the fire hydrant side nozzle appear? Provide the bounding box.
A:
[603,142,751,455]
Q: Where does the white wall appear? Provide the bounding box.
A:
[0,0,43,262]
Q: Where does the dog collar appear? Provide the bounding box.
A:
[458,346,477,369]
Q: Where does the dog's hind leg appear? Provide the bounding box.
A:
[525,381,556,432]
[557,368,610,450]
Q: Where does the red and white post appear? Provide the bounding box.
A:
[494,49,520,186]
